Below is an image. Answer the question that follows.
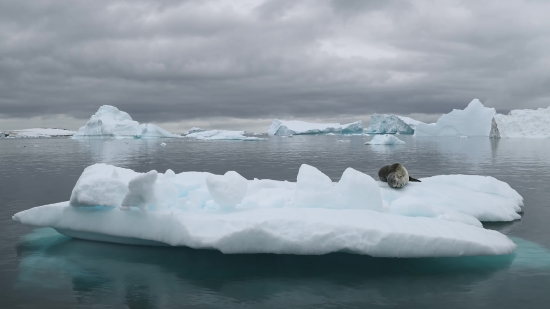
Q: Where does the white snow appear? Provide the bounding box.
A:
[206,171,248,209]
[1,128,76,138]
[365,134,406,145]
[13,163,523,257]
[490,106,550,138]
[268,119,363,136]
[73,105,177,138]
[365,114,415,134]
[414,99,496,136]
[186,130,265,141]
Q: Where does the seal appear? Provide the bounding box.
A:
[378,163,421,188]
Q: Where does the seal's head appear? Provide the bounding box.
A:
[387,164,409,188]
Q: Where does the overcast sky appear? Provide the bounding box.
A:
[1,0,549,132]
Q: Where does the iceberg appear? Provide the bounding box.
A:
[1,128,76,138]
[187,130,265,141]
[365,114,415,134]
[268,119,363,136]
[414,99,496,137]
[490,107,550,138]
[13,163,522,257]
[185,127,204,135]
[365,134,405,145]
[397,116,425,131]
[73,105,178,138]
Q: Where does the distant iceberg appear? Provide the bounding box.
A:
[268,119,363,136]
[490,107,550,138]
[0,128,76,138]
[13,163,522,257]
[73,105,178,139]
[414,99,496,137]
[365,134,406,145]
[187,130,265,141]
[365,114,416,134]
[396,116,425,131]
[185,127,204,135]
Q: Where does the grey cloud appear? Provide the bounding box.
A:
[1,0,549,125]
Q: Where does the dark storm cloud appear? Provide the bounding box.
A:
[1,0,549,124]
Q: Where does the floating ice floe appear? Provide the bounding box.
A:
[414,99,496,137]
[72,105,178,139]
[13,163,523,257]
[186,130,266,141]
[1,128,76,138]
[365,114,415,134]
[365,134,405,145]
[490,106,550,138]
[268,119,363,136]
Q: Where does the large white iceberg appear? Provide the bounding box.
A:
[365,114,415,134]
[414,99,496,137]
[268,119,363,136]
[13,163,523,257]
[1,128,76,138]
[490,106,550,138]
[73,105,178,138]
[186,130,265,141]
[365,134,406,145]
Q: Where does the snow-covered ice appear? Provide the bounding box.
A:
[490,106,550,138]
[414,99,496,137]
[186,127,204,135]
[73,105,178,138]
[365,134,406,145]
[1,128,76,138]
[397,116,425,131]
[13,163,523,257]
[268,119,363,136]
[365,114,415,134]
[186,130,265,141]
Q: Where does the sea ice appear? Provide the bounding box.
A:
[414,99,496,136]
[186,130,265,141]
[13,163,523,257]
[365,134,406,145]
[490,106,550,138]
[268,119,363,136]
[365,114,415,134]
[73,105,177,138]
[1,128,76,138]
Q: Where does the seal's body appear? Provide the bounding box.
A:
[378,163,421,188]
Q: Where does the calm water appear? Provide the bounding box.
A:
[1,135,550,308]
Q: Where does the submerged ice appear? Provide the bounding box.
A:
[13,163,523,257]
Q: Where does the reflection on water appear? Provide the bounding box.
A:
[18,228,549,308]
[2,136,550,308]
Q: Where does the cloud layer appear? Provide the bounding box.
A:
[1,0,550,129]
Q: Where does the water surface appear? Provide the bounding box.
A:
[1,135,550,308]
